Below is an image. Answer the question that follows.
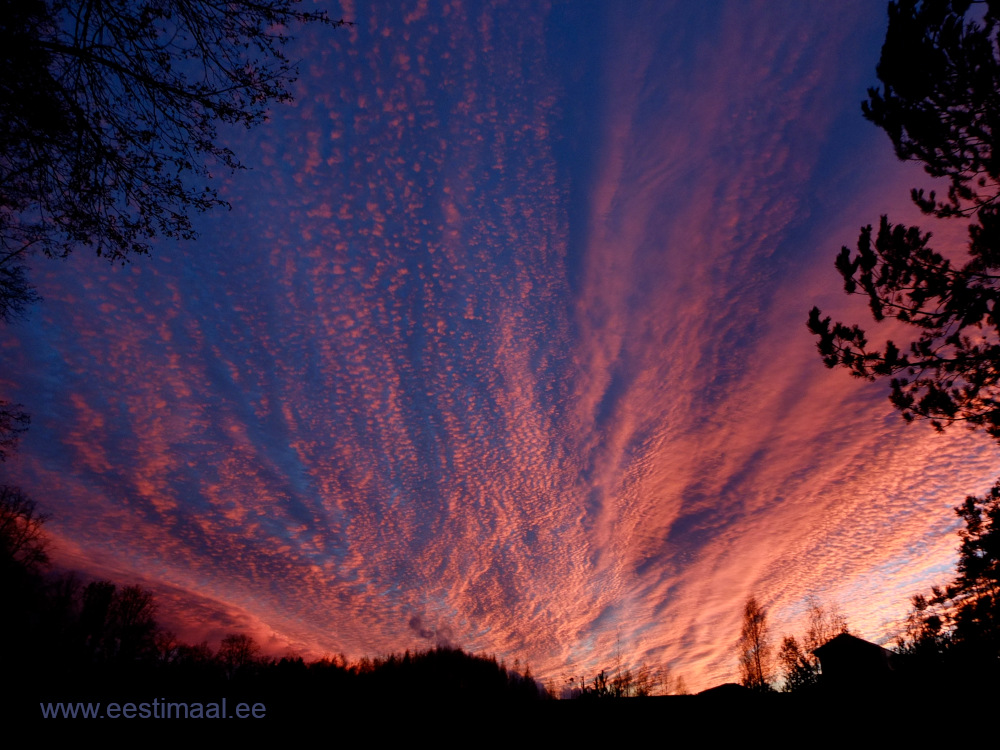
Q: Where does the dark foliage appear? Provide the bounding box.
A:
[349,647,544,703]
[0,261,39,324]
[865,0,1000,220]
[217,632,261,680]
[777,597,848,692]
[571,663,668,698]
[777,636,817,693]
[1,491,547,712]
[896,478,1000,686]
[0,0,351,321]
[737,596,774,692]
[0,484,50,572]
[0,402,29,463]
[809,0,1000,441]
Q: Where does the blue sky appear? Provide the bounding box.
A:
[2,0,997,690]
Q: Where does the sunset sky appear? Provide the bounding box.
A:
[2,0,999,692]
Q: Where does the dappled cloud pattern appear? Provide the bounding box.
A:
[2,1,998,691]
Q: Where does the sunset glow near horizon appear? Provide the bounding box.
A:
[2,0,999,692]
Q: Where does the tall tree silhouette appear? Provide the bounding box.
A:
[808,0,1000,442]
[899,478,1000,684]
[109,584,158,664]
[0,1,351,321]
[218,633,261,680]
[737,596,773,692]
[778,596,849,692]
[0,484,49,573]
[0,403,29,463]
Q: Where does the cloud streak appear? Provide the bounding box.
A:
[1,1,996,692]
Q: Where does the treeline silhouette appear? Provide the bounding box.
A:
[4,480,701,719]
[738,478,1000,697]
[889,480,1000,694]
[1,484,545,715]
[7,472,1000,713]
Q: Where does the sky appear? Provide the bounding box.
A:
[2,0,999,692]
